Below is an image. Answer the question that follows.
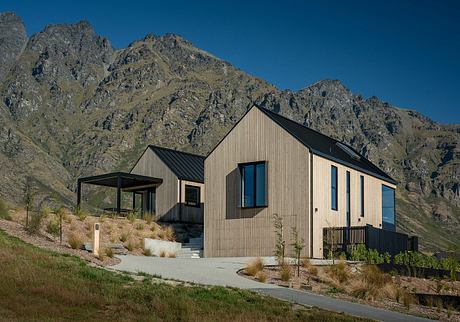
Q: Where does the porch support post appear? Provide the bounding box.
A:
[77,180,82,208]
[116,175,122,214]
[132,192,136,211]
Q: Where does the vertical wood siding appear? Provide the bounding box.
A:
[205,107,311,257]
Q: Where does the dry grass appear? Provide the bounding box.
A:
[0,198,11,220]
[279,261,291,282]
[164,225,175,241]
[245,257,264,276]
[0,230,367,322]
[326,262,349,284]
[168,252,176,258]
[144,213,153,224]
[135,223,145,230]
[159,250,166,257]
[105,247,114,258]
[68,233,83,250]
[256,271,268,283]
[143,247,152,256]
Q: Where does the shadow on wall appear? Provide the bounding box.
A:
[159,203,204,224]
[226,167,263,219]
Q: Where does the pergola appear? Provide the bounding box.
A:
[77,172,163,214]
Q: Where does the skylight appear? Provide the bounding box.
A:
[336,142,361,160]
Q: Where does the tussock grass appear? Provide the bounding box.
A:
[279,261,291,282]
[68,233,83,250]
[256,271,268,283]
[105,247,114,258]
[0,230,369,322]
[0,198,11,220]
[245,257,264,276]
[326,262,349,284]
[164,225,174,241]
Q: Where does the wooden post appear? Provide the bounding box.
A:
[92,223,100,257]
[77,180,81,208]
[116,175,121,214]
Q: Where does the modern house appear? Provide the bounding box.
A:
[204,105,401,258]
[77,145,205,223]
[78,105,416,258]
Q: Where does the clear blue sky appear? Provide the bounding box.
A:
[1,0,459,123]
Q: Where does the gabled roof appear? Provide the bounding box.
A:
[256,106,397,185]
[150,145,205,183]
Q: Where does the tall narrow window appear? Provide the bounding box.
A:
[360,175,364,217]
[240,161,267,208]
[382,185,395,231]
[346,171,350,228]
[331,165,338,210]
[185,185,200,207]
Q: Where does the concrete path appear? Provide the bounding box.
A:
[113,256,433,322]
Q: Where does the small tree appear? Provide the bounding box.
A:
[273,214,285,264]
[55,206,65,244]
[23,177,35,228]
[291,226,305,277]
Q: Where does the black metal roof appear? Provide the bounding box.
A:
[256,106,397,184]
[78,172,163,190]
[150,146,205,183]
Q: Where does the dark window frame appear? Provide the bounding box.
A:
[239,161,268,209]
[360,175,364,217]
[184,184,201,208]
[331,165,338,211]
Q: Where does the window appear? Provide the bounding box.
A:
[185,185,200,207]
[360,175,364,217]
[382,185,395,231]
[240,161,267,208]
[331,165,338,210]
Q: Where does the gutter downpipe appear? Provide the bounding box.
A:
[179,179,182,222]
[310,150,314,258]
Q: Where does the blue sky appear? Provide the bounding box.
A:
[1,0,459,123]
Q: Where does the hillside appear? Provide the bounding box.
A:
[0,12,458,251]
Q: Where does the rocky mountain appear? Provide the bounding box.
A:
[0,12,458,251]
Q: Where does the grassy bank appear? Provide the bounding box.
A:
[0,230,368,321]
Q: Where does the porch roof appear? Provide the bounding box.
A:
[77,172,163,189]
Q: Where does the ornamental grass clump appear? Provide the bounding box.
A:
[279,261,291,282]
[245,257,264,276]
[0,198,11,220]
[68,232,83,250]
[325,261,349,284]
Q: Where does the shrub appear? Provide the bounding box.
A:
[350,244,385,264]
[279,261,291,282]
[440,257,459,280]
[144,213,153,224]
[308,265,318,276]
[68,233,83,249]
[256,271,268,283]
[105,247,114,258]
[143,247,152,256]
[27,209,46,234]
[75,208,88,221]
[46,216,60,237]
[127,212,137,224]
[126,241,134,252]
[135,223,145,230]
[326,262,349,284]
[120,232,129,243]
[245,257,264,276]
[0,198,11,220]
[273,214,285,264]
[164,226,174,241]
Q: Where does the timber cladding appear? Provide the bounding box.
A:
[204,107,311,257]
[311,154,396,258]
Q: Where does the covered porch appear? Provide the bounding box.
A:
[77,172,163,215]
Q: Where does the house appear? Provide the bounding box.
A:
[77,145,205,223]
[204,105,399,258]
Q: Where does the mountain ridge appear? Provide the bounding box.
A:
[0,13,458,252]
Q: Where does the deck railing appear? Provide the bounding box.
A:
[323,225,418,258]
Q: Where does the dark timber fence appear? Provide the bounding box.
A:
[323,225,418,257]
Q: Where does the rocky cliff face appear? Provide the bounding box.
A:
[0,13,458,251]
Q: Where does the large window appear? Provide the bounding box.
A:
[331,165,338,210]
[360,175,364,217]
[240,161,267,208]
[382,185,395,231]
[185,185,200,207]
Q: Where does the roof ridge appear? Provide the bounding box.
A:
[149,145,205,159]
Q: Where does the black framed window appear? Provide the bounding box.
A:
[360,175,364,217]
[382,184,395,231]
[184,185,200,207]
[331,165,338,210]
[239,161,267,208]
